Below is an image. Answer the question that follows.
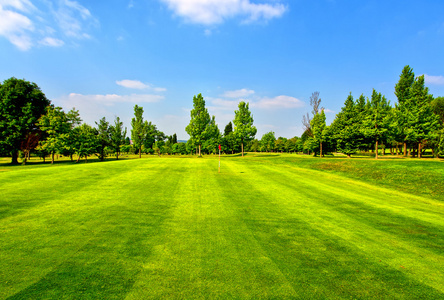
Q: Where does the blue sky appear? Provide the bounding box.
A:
[1,0,444,140]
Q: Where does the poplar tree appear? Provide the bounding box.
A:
[186,93,211,156]
[233,101,257,157]
[131,105,148,158]
[109,116,126,160]
[311,109,326,157]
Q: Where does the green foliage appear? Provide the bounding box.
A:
[233,101,257,156]
[186,93,212,156]
[362,90,392,158]
[95,117,111,161]
[260,131,276,152]
[0,77,51,164]
[330,93,362,157]
[109,116,127,160]
[73,123,99,162]
[131,105,149,158]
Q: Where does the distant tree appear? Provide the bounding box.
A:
[203,116,221,154]
[222,121,236,154]
[394,65,415,156]
[109,116,126,160]
[37,106,70,164]
[186,93,211,156]
[73,123,98,163]
[131,105,149,158]
[95,117,110,161]
[311,109,326,157]
[404,75,439,158]
[0,77,51,164]
[233,101,257,157]
[363,90,392,159]
[260,131,276,152]
[431,97,444,157]
[330,93,360,157]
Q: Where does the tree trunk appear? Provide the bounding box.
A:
[70,154,73,162]
[51,152,55,164]
[241,143,244,157]
[76,155,80,163]
[320,141,323,158]
[139,147,142,158]
[418,142,422,159]
[347,153,351,158]
[198,144,201,156]
[403,142,407,156]
[375,140,379,159]
[11,151,19,165]
[382,144,385,156]
[116,152,119,160]
[408,148,411,157]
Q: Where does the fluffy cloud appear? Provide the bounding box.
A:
[253,95,304,109]
[65,93,164,106]
[160,0,287,25]
[0,4,34,50]
[116,79,167,92]
[424,74,444,85]
[222,88,255,98]
[0,0,97,50]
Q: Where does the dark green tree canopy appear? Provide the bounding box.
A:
[0,77,50,164]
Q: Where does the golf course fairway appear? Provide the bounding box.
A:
[0,154,443,299]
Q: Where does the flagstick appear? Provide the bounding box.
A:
[218,145,221,173]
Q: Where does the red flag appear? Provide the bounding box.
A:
[218,144,221,151]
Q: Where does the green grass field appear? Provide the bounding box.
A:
[1,154,443,299]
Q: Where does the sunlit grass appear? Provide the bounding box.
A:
[1,154,443,299]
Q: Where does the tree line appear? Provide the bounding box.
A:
[1,65,443,164]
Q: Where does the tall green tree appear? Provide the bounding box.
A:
[310,109,326,157]
[95,117,111,161]
[0,77,50,164]
[109,116,126,160]
[233,101,257,157]
[203,116,221,154]
[186,93,211,156]
[394,65,415,156]
[73,123,99,163]
[37,106,70,164]
[404,75,439,158]
[330,93,361,157]
[363,90,392,159]
[131,105,149,158]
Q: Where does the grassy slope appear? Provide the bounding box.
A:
[0,155,443,299]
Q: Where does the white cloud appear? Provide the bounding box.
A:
[0,5,34,50]
[424,74,444,85]
[253,95,305,109]
[0,0,97,50]
[116,79,149,90]
[116,79,167,92]
[53,0,97,39]
[222,88,255,98]
[39,36,64,47]
[65,93,164,106]
[160,0,287,25]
